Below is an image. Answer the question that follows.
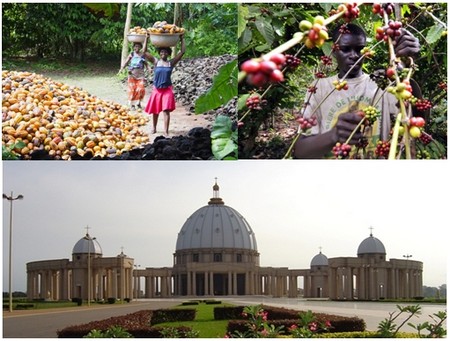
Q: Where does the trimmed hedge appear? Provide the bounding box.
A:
[181,301,199,306]
[214,306,246,320]
[15,303,35,309]
[319,331,419,338]
[221,305,366,335]
[56,310,196,338]
[205,300,222,305]
[149,308,196,325]
[57,310,153,337]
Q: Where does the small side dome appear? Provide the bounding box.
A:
[357,233,386,256]
[311,251,328,267]
[72,233,103,255]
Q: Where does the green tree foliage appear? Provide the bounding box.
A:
[1,3,237,61]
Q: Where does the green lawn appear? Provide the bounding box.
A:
[154,301,234,338]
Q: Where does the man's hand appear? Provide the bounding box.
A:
[393,29,420,58]
[333,112,364,144]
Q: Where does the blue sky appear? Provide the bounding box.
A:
[2,160,449,292]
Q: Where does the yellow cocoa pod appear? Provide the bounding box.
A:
[65,137,76,147]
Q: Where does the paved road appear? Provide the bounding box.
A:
[2,299,183,338]
[3,297,446,337]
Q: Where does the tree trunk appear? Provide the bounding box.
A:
[172,3,181,58]
[121,3,133,66]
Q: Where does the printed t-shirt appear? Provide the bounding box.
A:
[303,73,399,154]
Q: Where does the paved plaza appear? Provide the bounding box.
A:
[3,296,445,338]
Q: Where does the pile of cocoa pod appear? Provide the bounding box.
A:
[148,21,184,34]
[2,70,150,160]
[128,26,149,35]
[128,22,185,36]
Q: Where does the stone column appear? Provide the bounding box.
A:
[112,269,118,298]
[271,275,277,296]
[150,276,155,298]
[187,272,192,296]
[59,269,66,300]
[145,276,150,298]
[304,274,310,297]
[192,272,197,296]
[204,272,209,296]
[345,268,353,300]
[209,272,214,295]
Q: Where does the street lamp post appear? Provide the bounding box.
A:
[403,254,412,298]
[3,192,24,313]
[88,235,91,307]
[84,231,96,307]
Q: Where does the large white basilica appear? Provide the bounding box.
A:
[26,181,423,302]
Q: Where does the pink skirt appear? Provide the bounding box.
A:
[145,86,176,115]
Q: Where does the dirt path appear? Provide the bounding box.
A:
[48,74,212,143]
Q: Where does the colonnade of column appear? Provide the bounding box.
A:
[303,273,328,298]
[328,266,423,300]
[26,266,133,301]
[27,269,70,300]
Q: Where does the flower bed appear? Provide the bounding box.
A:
[56,310,195,338]
[217,305,365,335]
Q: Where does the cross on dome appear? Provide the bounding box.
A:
[208,178,224,205]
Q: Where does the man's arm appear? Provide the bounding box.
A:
[294,112,364,158]
[293,130,338,159]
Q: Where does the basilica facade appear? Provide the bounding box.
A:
[26,182,423,301]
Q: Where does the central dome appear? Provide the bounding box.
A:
[72,233,103,255]
[357,233,386,256]
[175,182,257,251]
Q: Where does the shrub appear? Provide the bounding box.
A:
[107,297,116,304]
[15,303,34,309]
[214,306,246,320]
[71,298,82,306]
[181,301,199,306]
[225,305,366,335]
[319,331,418,338]
[159,326,200,338]
[84,326,133,338]
[57,310,153,337]
[205,300,222,305]
[149,308,196,325]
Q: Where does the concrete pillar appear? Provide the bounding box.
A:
[145,276,150,298]
[150,276,155,298]
[303,275,308,297]
[328,269,335,299]
[346,268,353,300]
[209,272,214,295]
[112,269,118,298]
[271,275,276,296]
[187,272,192,295]
[204,272,209,296]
